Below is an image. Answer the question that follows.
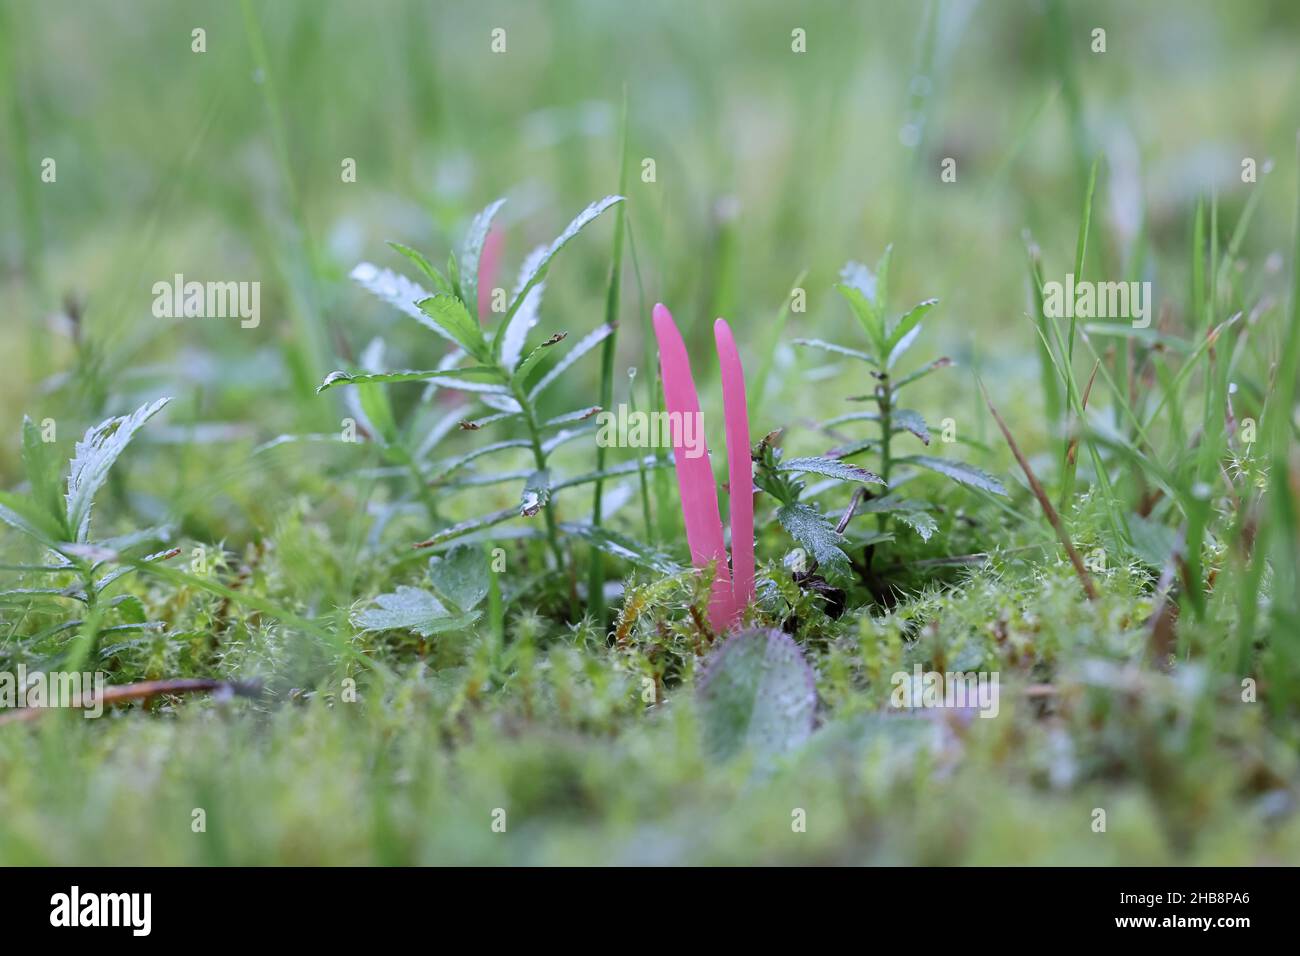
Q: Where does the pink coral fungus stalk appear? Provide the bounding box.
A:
[476,225,504,321]
[652,303,756,633]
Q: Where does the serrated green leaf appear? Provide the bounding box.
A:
[499,244,547,369]
[316,366,505,393]
[859,493,922,514]
[528,324,614,400]
[838,257,888,349]
[776,503,850,573]
[842,529,896,549]
[428,439,532,484]
[447,250,461,301]
[886,324,922,369]
[414,506,519,549]
[351,585,479,638]
[558,522,683,575]
[903,455,1008,496]
[417,295,487,360]
[459,197,507,314]
[541,424,597,456]
[541,406,601,430]
[0,587,67,604]
[116,594,148,624]
[697,628,817,762]
[520,469,551,517]
[886,298,937,353]
[778,456,884,485]
[427,545,490,612]
[493,195,624,355]
[91,524,174,558]
[385,242,454,295]
[892,356,954,391]
[792,338,876,364]
[66,397,170,543]
[894,509,938,541]
[825,437,880,459]
[92,545,180,592]
[513,331,568,383]
[891,409,931,445]
[439,469,533,491]
[349,262,443,333]
[456,410,521,431]
[820,411,880,429]
[853,494,933,539]
[835,282,885,355]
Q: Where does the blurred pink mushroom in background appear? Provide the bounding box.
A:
[476,226,504,322]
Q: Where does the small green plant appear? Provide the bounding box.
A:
[351,544,489,639]
[751,428,885,582]
[0,399,177,664]
[322,196,665,573]
[795,248,1007,553]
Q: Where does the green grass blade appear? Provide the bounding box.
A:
[588,87,630,624]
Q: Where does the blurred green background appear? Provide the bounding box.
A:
[2,0,1300,865]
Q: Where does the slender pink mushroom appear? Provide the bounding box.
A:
[652,304,755,633]
[715,318,755,618]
